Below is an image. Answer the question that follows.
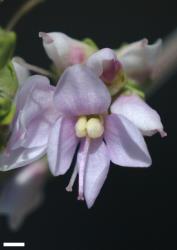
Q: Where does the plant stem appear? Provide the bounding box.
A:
[6,0,45,31]
[14,57,52,77]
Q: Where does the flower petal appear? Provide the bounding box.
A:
[19,115,51,148]
[104,114,152,167]
[54,64,111,116]
[15,75,51,112]
[10,109,51,150]
[21,83,58,128]
[12,57,30,86]
[9,76,59,150]
[86,48,121,82]
[76,137,91,200]
[0,146,46,171]
[82,139,110,208]
[47,117,78,176]
[111,94,166,137]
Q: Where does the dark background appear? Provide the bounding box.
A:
[0,0,177,249]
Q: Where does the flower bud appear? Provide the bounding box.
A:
[86,48,126,96]
[86,118,104,139]
[116,39,162,83]
[39,32,97,73]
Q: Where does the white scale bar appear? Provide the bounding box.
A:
[3,242,25,247]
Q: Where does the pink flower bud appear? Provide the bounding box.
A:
[39,32,97,72]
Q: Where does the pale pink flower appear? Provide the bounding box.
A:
[0,75,60,171]
[0,63,166,208]
[46,64,165,207]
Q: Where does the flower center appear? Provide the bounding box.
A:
[75,116,104,139]
[106,69,126,96]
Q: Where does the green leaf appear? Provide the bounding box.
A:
[0,62,18,125]
[0,28,16,69]
[0,125,10,151]
[0,103,16,125]
[0,61,18,98]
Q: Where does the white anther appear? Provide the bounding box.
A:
[75,116,87,138]
[86,118,104,139]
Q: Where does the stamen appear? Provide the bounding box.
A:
[86,118,104,139]
[75,116,87,138]
[65,165,78,192]
[13,57,52,77]
[78,137,90,200]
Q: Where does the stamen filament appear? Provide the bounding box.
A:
[13,57,52,77]
[66,164,78,192]
[78,137,90,201]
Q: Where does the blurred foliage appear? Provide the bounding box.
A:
[0,28,18,150]
[0,28,16,69]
